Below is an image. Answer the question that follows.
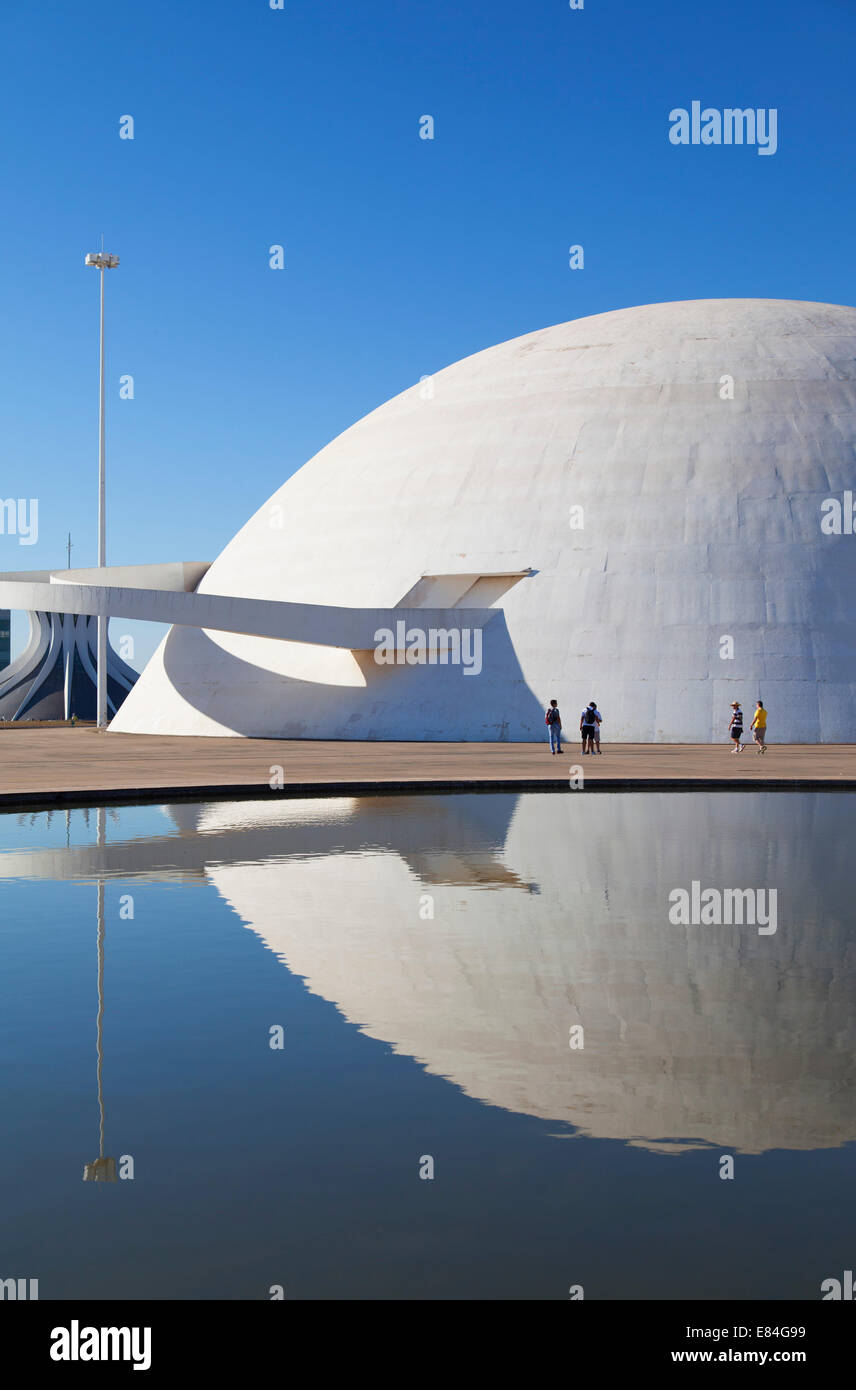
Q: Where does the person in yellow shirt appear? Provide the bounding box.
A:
[750,701,768,753]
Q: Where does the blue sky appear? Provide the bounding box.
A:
[1,0,853,667]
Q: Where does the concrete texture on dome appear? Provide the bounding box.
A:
[111,298,856,742]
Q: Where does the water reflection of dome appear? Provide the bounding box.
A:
[3,792,852,1154]
[201,793,854,1155]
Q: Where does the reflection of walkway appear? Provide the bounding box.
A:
[3,792,854,1156]
[0,795,528,890]
[3,730,856,808]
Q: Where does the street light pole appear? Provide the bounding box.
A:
[85,250,119,728]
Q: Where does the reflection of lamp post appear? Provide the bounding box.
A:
[84,249,119,729]
[83,808,116,1182]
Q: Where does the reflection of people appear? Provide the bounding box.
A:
[750,701,767,754]
[580,702,598,754]
[728,701,744,753]
[545,699,562,754]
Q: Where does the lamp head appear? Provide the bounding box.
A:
[85,253,120,269]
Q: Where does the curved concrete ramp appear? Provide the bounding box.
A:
[0,565,498,652]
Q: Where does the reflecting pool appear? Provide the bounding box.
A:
[0,792,853,1299]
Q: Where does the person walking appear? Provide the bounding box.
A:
[580,701,598,754]
[545,699,563,754]
[750,700,768,753]
[728,701,745,753]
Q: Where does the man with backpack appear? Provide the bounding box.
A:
[545,699,562,754]
[580,701,598,754]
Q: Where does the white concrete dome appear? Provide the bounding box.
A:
[113,298,856,741]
